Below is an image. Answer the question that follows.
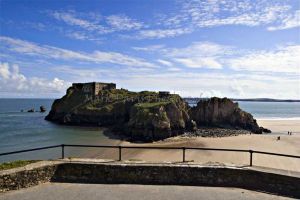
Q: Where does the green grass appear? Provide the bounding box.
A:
[0,160,39,171]
[135,101,170,108]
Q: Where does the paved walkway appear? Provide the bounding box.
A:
[0,183,295,200]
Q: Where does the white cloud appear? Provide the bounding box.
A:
[166,41,231,57]
[0,36,155,68]
[148,41,300,73]
[46,2,298,41]
[65,31,103,43]
[157,59,173,67]
[51,11,110,33]
[162,42,230,69]
[174,57,222,69]
[0,62,10,79]
[106,15,143,30]
[132,45,165,51]
[0,63,69,97]
[167,67,181,72]
[267,10,300,31]
[193,5,291,27]
[162,0,296,31]
[50,10,145,39]
[229,45,300,73]
[136,28,192,39]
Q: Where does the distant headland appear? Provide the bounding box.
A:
[184,97,300,103]
[45,82,270,141]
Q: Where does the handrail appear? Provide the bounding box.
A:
[252,150,300,159]
[0,145,61,156]
[0,144,299,167]
[63,144,249,152]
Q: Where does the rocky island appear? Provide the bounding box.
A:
[46,82,269,141]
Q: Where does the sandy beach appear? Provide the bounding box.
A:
[64,119,300,172]
[257,119,300,134]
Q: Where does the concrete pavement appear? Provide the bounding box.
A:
[0,183,295,200]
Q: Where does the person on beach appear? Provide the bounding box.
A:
[277,136,280,140]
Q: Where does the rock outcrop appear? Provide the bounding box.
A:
[190,97,262,133]
[40,106,46,113]
[27,108,34,113]
[46,87,192,141]
[46,84,268,141]
[126,97,191,140]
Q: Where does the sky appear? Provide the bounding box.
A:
[0,0,299,99]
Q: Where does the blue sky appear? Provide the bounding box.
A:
[0,0,299,98]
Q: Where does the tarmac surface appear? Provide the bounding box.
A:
[0,183,296,200]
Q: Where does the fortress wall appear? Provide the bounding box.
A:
[72,82,116,95]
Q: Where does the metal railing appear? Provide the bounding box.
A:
[1,144,300,167]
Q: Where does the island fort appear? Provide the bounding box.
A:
[72,82,116,95]
[45,81,270,141]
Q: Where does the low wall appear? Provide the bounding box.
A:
[1,161,300,198]
[0,161,60,192]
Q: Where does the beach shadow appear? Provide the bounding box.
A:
[102,129,146,143]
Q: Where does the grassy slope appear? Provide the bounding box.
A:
[0,160,39,171]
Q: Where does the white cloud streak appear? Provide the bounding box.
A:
[136,28,192,39]
[0,36,155,68]
[106,15,143,30]
[50,11,144,34]
[157,59,173,67]
[65,31,103,43]
[51,11,110,33]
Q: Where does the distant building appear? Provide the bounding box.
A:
[159,91,170,97]
[72,82,116,95]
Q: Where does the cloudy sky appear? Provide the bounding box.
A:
[0,0,299,99]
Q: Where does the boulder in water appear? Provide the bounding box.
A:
[40,106,46,113]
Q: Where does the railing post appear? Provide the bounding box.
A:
[249,150,253,166]
[118,146,122,161]
[182,147,186,162]
[61,144,65,159]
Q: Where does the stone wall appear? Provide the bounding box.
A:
[52,163,300,198]
[1,161,300,198]
[0,161,60,192]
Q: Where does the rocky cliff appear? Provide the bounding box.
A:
[46,87,193,141]
[46,85,267,141]
[190,97,262,133]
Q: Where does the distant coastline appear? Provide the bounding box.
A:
[184,98,300,103]
[0,97,299,103]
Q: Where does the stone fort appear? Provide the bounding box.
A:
[72,82,116,95]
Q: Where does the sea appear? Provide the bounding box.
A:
[0,99,299,162]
